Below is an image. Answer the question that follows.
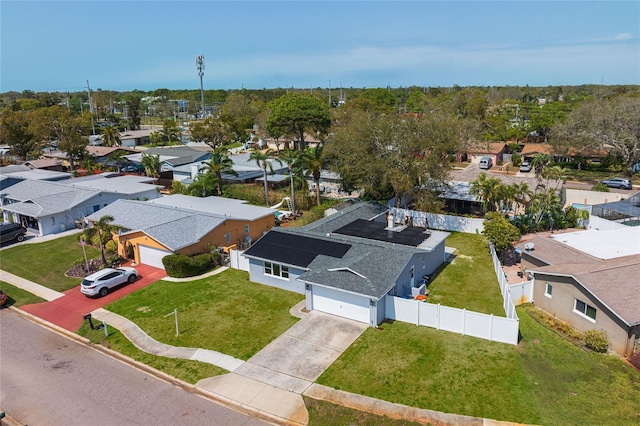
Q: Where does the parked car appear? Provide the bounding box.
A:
[0,223,27,244]
[0,289,8,306]
[600,178,632,190]
[519,161,532,173]
[478,157,493,170]
[80,267,138,297]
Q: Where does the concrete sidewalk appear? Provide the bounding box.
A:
[90,308,245,372]
[0,269,64,301]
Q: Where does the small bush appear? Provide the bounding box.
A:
[162,253,214,278]
[90,233,102,247]
[584,329,609,353]
[591,183,610,192]
[105,240,117,254]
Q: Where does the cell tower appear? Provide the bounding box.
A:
[196,55,205,119]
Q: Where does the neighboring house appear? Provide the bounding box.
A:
[24,158,65,172]
[87,195,276,269]
[85,146,137,167]
[518,227,640,356]
[244,201,450,325]
[519,143,554,162]
[1,165,72,185]
[119,129,153,147]
[125,146,212,177]
[0,175,160,236]
[461,142,507,164]
[174,152,287,184]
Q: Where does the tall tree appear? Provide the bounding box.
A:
[124,95,142,130]
[550,96,640,177]
[249,149,280,206]
[0,109,40,160]
[300,145,324,206]
[201,148,238,195]
[470,172,503,213]
[189,117,227,148]
[266,93,331,151]
[162,119,181,144]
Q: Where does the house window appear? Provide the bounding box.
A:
[224,232,231,243]
[544,283,553,298]
[264,261,289,279]
[574,298,597,322]
[244,224,250,235]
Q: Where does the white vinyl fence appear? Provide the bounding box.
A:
[229,248,249,271]
[385,297,519,345]
[390,207,484,234]
[509,280,534,305]
[384,242,521,345]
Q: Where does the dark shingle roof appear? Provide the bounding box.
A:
[302,201,388,235]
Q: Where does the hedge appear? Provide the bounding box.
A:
[162,253,215,278]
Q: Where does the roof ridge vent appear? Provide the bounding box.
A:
[327,267,367,279]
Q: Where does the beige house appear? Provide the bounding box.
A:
[519,231,640,357]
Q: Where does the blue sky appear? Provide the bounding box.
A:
[1,1,638,92]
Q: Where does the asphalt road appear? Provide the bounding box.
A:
[0,310,268,426]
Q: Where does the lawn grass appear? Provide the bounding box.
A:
[0,281,46,307]
[427,232,505,316]
[304,396,425,426]
[318,305,640,425]
[105,269,304,360]
[0,234,100,292]
[77,322,227,384]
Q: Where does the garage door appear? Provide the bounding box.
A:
[311,285,370,324]
[139,245,171,269]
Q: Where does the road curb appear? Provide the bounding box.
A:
[7,307,290,426]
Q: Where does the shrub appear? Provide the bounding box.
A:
[584,329,609,353]
[162,253,214,278]
[90,233,102,247]
[592,182,610,192]
[105,240,117,254]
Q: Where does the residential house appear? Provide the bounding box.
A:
[173,152,287,184]
[125,146,212,178]
[243,201,449,325]
[24,158,66,172]
[460,142,507,164]
[518,227,640,356]
[87,195,276,269]
[119,129,153,147]
[0,165,71,187]
[0,175,160,236]
[85,146,137,169]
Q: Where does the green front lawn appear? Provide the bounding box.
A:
[77,322,227,384]
[427,232,505,316]
[318,305,640,425]
[0,234,100,292]
[0,281,47,307]
[105,269,304,360]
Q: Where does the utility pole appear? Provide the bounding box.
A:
[196,55,205,119]
[328,80,332,106]
[86,80,96,135]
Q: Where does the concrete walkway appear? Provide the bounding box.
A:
[0,270,64,302]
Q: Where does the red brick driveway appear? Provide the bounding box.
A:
[20,263,166,332]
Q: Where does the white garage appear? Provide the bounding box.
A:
[311,285,371,324]
[138,244,171,269]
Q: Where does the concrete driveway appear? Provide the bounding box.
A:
[233,310,368,392]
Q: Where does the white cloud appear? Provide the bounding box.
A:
[613,33,632,40]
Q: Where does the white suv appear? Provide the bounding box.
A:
[81,267,138,297]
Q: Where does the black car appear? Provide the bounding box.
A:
[0,223,27,244]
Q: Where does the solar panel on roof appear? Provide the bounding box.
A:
[333,219,430,246]
[244,231,351,267]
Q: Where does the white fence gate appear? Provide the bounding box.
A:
[229,248,249,271]
[509,280,534,305]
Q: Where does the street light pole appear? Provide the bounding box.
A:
[196,55,205,119]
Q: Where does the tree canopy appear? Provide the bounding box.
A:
[266,93,331,151]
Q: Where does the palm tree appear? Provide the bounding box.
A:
[141,153,160,178]
[189,171,217,198]
[470,172,502,213]
[278,148,300,213]
[301,145,324,206]
[201,148,238,195]
[512,182,532,216]
[531,153,553,183]
[101,125,121,147]
[249,149,281,207]
[94,215,116,265]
